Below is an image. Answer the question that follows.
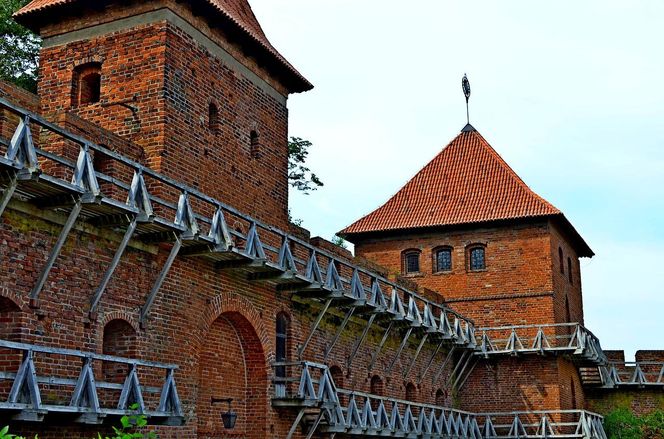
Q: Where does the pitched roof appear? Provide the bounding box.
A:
[14,0,312,93]
[340,125,593,256]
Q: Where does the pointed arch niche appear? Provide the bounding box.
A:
[197,311,267,438]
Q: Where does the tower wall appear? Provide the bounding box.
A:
[36,1,290,228]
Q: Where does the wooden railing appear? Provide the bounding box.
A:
[476,323,607,365]
[272,362,607,438]
[0,97,476,354]
[0,339,182,425]
[599,361,664,388]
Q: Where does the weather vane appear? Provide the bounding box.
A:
[462,74,471,125]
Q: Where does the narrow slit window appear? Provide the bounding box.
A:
[250,130,260,158]
[558,247,564,274]
[209,103,220,135]
[275,313,289,397]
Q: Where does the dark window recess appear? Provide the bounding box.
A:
[329,366,343,389]
[435,388,446,406]
[370,375,384,396]
[250,130,260,158]
[404,252,420,274]
[405,382,417,401]
[559,247,564,274]
[72,63,102,107]
[275,313,289,397]
[435,248,452,272]
[469,247,486,271]
[208,103,220,135]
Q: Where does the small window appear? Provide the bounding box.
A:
[567,257,573,284]
[250,130,260,158]
[468,245,486,271]
[434,247,452,272]
[435,388,446,406]
[72,62,102,107]
[208,103,220,135]
[405,382,417,401]
[402,250,420,274]
[558,247,564,274]
[329,366,343,388]
[370,375,384,396]
[565,295,571,323]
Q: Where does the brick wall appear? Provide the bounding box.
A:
[0,205,458,438]
[586,350,664,416]
[549,221,584,325]
[36,0,291,229]
[353,220,556,327]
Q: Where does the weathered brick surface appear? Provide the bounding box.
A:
[352,217,594,414]
[353,221,561,326]
[37,1,291,229]
[0,0,659,436]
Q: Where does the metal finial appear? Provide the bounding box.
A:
[462,74,471,124]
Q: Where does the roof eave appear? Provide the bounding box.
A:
[341,214,594,258]
[14,0,313,94]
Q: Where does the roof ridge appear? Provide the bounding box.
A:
[14,0,313,92]
[340,127,563,237]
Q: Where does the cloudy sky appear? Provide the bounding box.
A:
[250,0,664,357]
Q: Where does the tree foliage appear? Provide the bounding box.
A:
[288,136,323,194]
[0,0,40,93]
[603,408,664,439]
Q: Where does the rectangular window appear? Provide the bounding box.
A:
[469,247,485,271]
[436,249,452,272]
[405,252,420,273]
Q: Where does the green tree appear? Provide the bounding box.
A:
[288,136,323,194]
[0,0,40,93]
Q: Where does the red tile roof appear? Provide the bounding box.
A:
[14,0,312,93]
[340,126,593,256]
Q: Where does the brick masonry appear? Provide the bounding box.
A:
[0,0,659,437]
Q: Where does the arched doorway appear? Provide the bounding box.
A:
[197,311,267,439]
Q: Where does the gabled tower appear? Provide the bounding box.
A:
[340,125,595,413]
[15,0,312,228]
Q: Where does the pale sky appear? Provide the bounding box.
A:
[250,0,664,359]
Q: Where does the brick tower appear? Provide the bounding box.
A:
[340,124,596,413]
[15,0,312,228]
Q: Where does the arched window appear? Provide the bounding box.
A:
[329,365,343,389]
[467,245,486,271]
[567,257,573,284]
[558,247,564,274]
[402,249,421,274]
[102,319,137,382]
[250,130,260,158]
[330,365,345,405]
[405,382,417,401]
[275,312,289,397]
[370,375,384,396]
[435,388,446,406]
[72,62,102,107]
[208,103,220,135]
[433,246,453,273]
